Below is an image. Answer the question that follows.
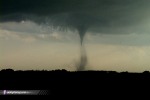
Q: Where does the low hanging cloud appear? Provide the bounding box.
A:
[0,21,80,43]
[1,20,150,46]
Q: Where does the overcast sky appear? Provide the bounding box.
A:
[1,0,150,72]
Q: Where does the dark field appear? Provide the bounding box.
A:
[0,69,149,96]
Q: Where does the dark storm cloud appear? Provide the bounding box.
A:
[2,0,150,44]
[1,0,150,33]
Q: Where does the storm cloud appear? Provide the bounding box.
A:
[1,0,150,34]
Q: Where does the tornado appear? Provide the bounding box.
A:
[77,43,87,71]
[76,25,88,71]
[48,13,91,71]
